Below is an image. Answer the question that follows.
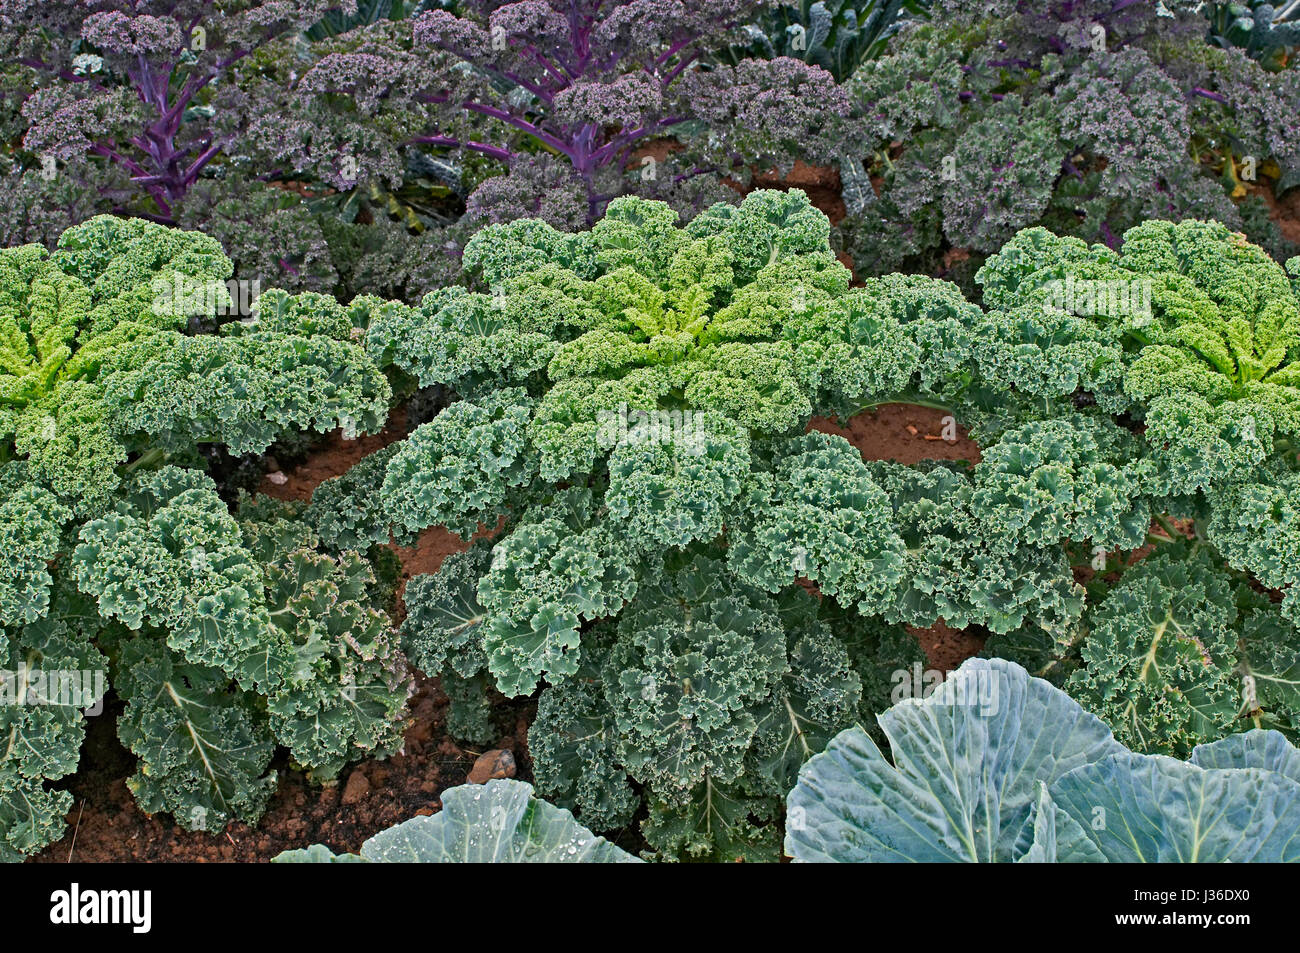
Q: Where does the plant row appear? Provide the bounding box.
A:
[3,186,1299,860]
[1,1,1298,305]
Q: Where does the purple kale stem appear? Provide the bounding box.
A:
[103,145,172,216]
[411,135,514,162]
[516,44,573,86]
[160,72,216,128]
[44,1,294,219]
[661,52,699,86]
[1192,87,1230,104]
[182,139,226,187]
[89,142,151,180]
[591,115,685,166]
[655,36,695,66]
[483,65,555,103]
[1099,221,1120,249]
[566,0,595,74]
[461,101,576,158]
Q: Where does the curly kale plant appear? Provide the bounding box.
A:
[976,219,1300,495]
[0,583,107,862]
[5,0,350,224]
[0,216,389,521]
[363,189,963,860]
[268,0,851,235]
[839,0,1300,285]
[0,1,470,301]
[1062,547,1300,759]
[0,217,406,860]
[1206,456,1300,624]
[965,219,1300,758]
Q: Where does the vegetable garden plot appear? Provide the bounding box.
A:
[3,0,1300,869]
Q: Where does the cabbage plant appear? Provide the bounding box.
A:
[785,658,1300,862]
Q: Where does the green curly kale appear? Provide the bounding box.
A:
[0,217,225,509]
[0,470,70,627]
[784,272,925,415]
[972,416,1152,552]
[978,219,1300,495]
[1066,548,1298,758]
[365,286,559,398]
[401,542,492,682]
[371,193,838,474]
[365,190,1073,860]
[528,550,875,862]
[0,217,389,513]
[0,585,106,862]
[113,632,278,834]
[1121,221,1300,489]
[605,412,751,549]
[382,389,536,542]
[530,639,640,836]
[71,468,279,690]
[68,471,415,820]
[0,216,406,859]
[478,498,639,697]
[866,460,1085,635]
[304,444,400,551]
[605,552,789,800]
[729,431,905,612]
[400,542,496,744]
[1207,458,1300,625]
[259,546,412,781]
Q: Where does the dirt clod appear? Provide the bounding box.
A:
[341,771,371,805]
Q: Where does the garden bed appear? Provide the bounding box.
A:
[33,402,982,862]
[5,0,1300,871]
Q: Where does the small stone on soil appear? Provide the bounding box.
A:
[467,749,516,784]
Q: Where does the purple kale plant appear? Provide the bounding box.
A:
[264,0,853,232]
[4,0,352,226]
[839,0,1300,287]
